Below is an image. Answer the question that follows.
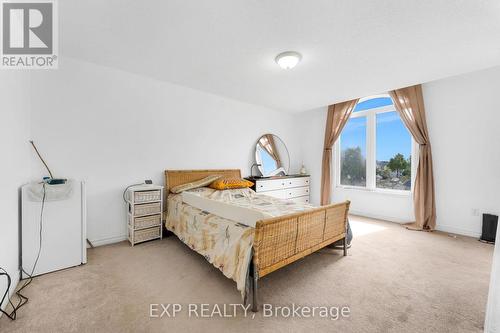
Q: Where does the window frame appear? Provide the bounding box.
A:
[334,94,418,196]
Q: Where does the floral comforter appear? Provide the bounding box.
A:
[165,191,254,298]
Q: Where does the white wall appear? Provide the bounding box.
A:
[0,72,31,312]
[298,66,500,236]
[424,66,500,237]
[30,57,302,246]
[296,108,325,206]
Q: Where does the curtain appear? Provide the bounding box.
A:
[320,99,359,206]
[258,134,281,166]
[389,85,436,230]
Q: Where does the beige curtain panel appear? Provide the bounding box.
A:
[320,99,359,206]
[389,85,436,230]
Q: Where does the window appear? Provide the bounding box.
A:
[340,117,366,187]
[353,96,394,112]
[338,95,414,192]
[376,112,412,190]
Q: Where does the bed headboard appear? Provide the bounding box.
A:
[164,169,242,194]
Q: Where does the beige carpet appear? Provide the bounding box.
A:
[0,216,494,333]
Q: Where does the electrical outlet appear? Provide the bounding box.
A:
[471,208,480,217]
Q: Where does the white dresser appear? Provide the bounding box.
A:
[248,175,310,203]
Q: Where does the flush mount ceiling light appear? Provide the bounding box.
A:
[275,51,302,70]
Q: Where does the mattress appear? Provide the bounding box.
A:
[181,187,314,228]
[181,190,269,228]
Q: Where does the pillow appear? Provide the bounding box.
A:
[209,178,254,190]
[170,175,222,194]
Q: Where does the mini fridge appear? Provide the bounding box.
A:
[21,180,87,278]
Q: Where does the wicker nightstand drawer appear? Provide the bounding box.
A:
[129,226,161,244]
[133,202,161,216]
[134,190,161,203]
[129,214,161,230]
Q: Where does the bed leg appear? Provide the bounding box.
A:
[343,237,347,256]
[252,265,259,312]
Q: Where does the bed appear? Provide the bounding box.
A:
[163,169,350,312]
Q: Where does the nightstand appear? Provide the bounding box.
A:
[125,184,164,246]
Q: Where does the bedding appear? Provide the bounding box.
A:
[181,187,314,227]
[170,174,221,193]
[165,191,254,297]
[208,178,254,190]
[165,187,315,298]
[182,190,267,228]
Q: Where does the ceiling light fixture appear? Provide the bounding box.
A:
[275,51,302,70]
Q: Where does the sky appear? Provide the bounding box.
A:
[341,97,412,161]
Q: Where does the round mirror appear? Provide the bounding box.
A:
[255,134,290,177]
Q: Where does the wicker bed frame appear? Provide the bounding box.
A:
[164,169,350,312]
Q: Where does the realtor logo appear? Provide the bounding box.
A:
[1,0,58,69]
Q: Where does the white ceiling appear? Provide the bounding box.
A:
[60,0,500,112]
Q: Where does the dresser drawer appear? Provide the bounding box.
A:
[255,179,286,192]
[285,186,310,199]
[260,189,287,199]
[284,177,310,189]
[289,196,310,204]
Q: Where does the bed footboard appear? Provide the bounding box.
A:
[250,200,350,311]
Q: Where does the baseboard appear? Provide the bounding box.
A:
[435,224,481,238]
[0,270,20,317]
[349,210,413,224]
[350,210,482,238]
[88,235,127,247]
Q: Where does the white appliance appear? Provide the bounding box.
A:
[21,180,87,278]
